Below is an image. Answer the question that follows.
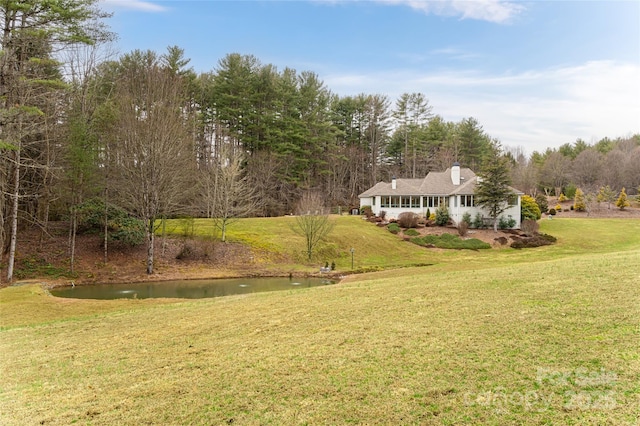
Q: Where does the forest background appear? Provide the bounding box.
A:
[1,1,639,282]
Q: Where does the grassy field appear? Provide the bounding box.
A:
[1,218,639,425]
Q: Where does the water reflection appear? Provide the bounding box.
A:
[51,277,336,300]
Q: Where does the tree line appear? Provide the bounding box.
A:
[1,1,638,280]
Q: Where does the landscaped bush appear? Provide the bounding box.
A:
[554,203,562,212]
[511,233,557,249]
[462,212,472,226]
[472,212,485,229]
[521,195,541,220]
[378,210,387,220]
[616,187,630,210]
[558,192,568,202]
[498,215,517,229]
[564,184,577,200]
[521,219,539,236]
[361,205,373,218]
[397,212,419,228]
[387,223,400,234]
[573,188,586,211]
[435,204,449,226]
[535,193,548,214]
[457,221,469,237]
[548,208,556,216]
[403,228,420,237]
[411,233,490,250]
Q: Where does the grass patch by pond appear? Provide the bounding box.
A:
[1,218,639,424]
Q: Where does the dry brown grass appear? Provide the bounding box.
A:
[1,219,639,424]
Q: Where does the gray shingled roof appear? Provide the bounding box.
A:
[358,167,524,198]
[359,168,475,197]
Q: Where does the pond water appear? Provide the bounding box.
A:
[50,277,336,300]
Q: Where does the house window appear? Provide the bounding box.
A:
[422,196,447,208]
[411,196,420,208]
[390,196,400,208]
[507,194,518,206]
[401,196,411,208]
[372,197,376,206]
[460,195,475,207]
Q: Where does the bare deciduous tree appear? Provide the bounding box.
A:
[291,192,334,261]
[206,146,258,242]
[109,51,195,274]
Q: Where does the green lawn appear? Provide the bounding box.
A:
[1,218,639,425]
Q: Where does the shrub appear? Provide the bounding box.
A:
[521,195,541,221]
[511,233,557,249]
[554,203,562,211]
[404,228,420,237]
[434,204,449,226]
[361,205,373,218]
[74,198,145,246]
[573,188,586,211]
[535,193,548,214]
[616,187,630,210]
[498,215,517,229]
[558,193,567,202]
[387,223,401,234]
[425,208,431,219]
[410,234,490,250]
[472,212,485,229]
[462,212,472,226]
[521,219,539,236]
[457,221,469,237]
[429,213,436,221]
[564,184,577,200]
[548,208,556,216]
[397,212,419,228]
[378,210,387,220]
[331,261,336,270]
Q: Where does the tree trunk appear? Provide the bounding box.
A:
[146,217,155,274]
[70,210,77,274]
[6,149,20,282]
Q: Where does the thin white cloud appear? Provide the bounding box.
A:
[377,0,525,23]
[323,60,640,153]
[101,0,168,12]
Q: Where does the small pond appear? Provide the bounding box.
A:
[51,277,336,300]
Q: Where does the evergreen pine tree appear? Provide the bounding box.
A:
[616,188,630,210]
[573,188,586,212]
[475,145,516,232]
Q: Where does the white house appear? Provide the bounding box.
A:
[358,162,523,228]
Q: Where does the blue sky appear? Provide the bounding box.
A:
[101,0,640,154]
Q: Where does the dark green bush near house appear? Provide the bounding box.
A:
[498,216,517,229]
[435,204,450,226]
[461,212,472,226]
[472,212,485,229]
[397,212,419,228]
[410,233,490,249]
[548,208,556,216]
[404,228,420,237]
[387,223,401,234]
